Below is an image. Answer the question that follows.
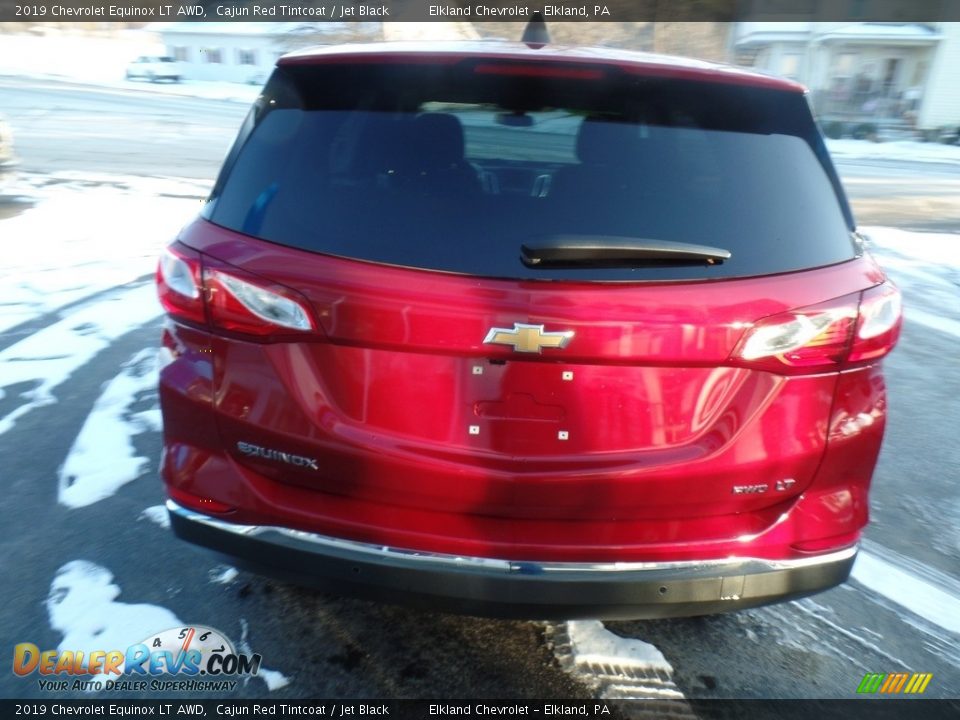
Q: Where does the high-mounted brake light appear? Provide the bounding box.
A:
[473,64,603,80]
[732,282,901,374]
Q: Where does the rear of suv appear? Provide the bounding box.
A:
[157,41,901,619]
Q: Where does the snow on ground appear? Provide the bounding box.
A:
[46,560,182,671]
[0,32,261,103]
[0,174,202,334]
[827,138,960,165]
[44,561,291,691]
[864,226,960,339]
[853,543,960,636]
[236,618,292,692]
[865,225,960,268]
[139,505,171,529]
[0,283,162,436]
[567,620,674,672]
[58,348,161,508]
[209,565,240,585]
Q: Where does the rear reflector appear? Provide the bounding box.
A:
[732,282,901,374]
[166,485,234,515]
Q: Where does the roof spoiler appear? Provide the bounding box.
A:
[521,11,550,48]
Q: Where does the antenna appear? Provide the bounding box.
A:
[521,11,550,48]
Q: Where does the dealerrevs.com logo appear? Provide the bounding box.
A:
[13,626,262,692]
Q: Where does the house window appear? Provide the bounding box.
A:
[833,53,856,76]
[172,46,190,63]
[237,49,257,66]
[780,53,800,79]
[202,48,223,64]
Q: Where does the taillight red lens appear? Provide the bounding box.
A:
[849,283,903,364]
[156,244,205,326]
[732,282,901,375]
[203,264,315,337]
[156,243,317,340]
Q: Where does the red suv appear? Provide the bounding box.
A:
[157,39,901,619]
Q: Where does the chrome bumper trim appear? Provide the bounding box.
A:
[166,500,858,577]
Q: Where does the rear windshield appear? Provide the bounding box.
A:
[205,61,857,282]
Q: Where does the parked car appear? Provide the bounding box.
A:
[125,55,182,83]
[0,115,15,168]
[157,30,901,620]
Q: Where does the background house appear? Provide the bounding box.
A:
[732,21,960,137]
[149,22,380,84]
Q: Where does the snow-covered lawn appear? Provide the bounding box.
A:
[0,31,261,104]
[0,173,204,334]
[827,138,960,165]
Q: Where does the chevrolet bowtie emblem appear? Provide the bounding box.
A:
[483,323,574,354]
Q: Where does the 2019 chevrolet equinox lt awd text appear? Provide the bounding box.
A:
[156,37,902,620]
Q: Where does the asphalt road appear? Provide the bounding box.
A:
[0,76,958,709]
[3,75,960,231]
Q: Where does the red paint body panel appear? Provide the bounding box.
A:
[159,217,890,563]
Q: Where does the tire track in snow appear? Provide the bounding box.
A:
[0,282,162,436]
[58,347,161,508]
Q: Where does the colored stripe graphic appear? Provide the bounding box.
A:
[858,673,933,694]
[857,673,885,694]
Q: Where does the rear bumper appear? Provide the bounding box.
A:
[167,500,856,620]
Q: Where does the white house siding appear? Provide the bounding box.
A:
[919,23,960,130]
[162,31,278,84]
[734,22,952,129]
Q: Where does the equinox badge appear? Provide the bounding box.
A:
[483,323,574,354]
[236,441,319,470]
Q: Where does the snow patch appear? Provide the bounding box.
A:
[852,549,960,636]
[0,176,198,334]
[236,617,292,693]
[0,285,162,436]
[566,620,674,673]
[46,560,181,670]
[827,138,960,165]
[258,668,292,692]
[863,226,960,268]
[58,348,161,508]
[0,33,261,103]
[139,505,170,529]
[904,308,960,339]
[209,566,239,585]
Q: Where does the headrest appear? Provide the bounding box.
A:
[414,113,466,166]
[576,116,638,164]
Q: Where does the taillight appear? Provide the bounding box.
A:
[849,283,903,363]
[203,266,314,336]
[156,243,316,339]
[156,244,204,325]
[732,282,901,374]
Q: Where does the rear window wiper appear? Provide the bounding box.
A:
[521,236,732,269]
